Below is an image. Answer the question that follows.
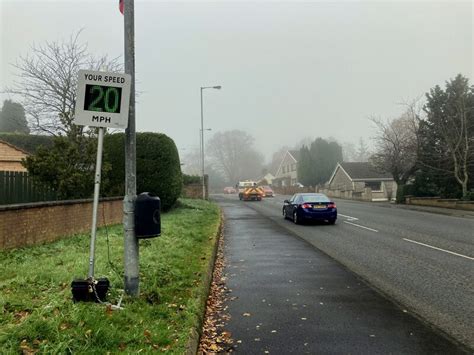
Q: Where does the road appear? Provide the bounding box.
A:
[216,193,474,350]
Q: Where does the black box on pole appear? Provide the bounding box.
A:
[135,192,161,238]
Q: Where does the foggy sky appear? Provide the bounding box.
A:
[1,0,472,161]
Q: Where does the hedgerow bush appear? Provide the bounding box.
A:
[183,174,201,185]
[104,132,182,210]
[0,133,53,153]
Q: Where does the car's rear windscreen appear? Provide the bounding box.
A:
[301,195,330,202]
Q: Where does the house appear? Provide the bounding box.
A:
[327,162,397,201]
[273,150,300,187]
[0,134,53,172]
[257,172,275,186]
[0,140,29,172]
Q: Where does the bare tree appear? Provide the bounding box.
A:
[341,141,357,162]
[181,148,201,176]
[206,130,264,184]
[355,137,371,162]
[370,102,421,186]
[4,31,122,137]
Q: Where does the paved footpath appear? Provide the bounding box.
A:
[216,196,466,354]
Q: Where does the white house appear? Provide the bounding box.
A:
[327,162,397,201]
[273,150,300,187]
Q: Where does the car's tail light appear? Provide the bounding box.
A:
[328,203,336,208]
[301,203,311,209]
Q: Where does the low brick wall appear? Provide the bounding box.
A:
[273,186,315,195]
[318,187,381,202]
[405,196,474,211]
[182,184,203,199]
[0,197,123,250]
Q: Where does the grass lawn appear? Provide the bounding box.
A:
[0,198,221,354]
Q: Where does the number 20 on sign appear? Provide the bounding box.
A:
[74,70,131,129]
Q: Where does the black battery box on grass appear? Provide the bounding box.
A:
[71,278,110,302]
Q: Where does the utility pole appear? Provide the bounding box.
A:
[200,88,205,199]
[123,0,139,296]
[200,85,221,199]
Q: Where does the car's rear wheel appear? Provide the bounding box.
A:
[328,219,336,225]
[293,211,299,224]
[282,208,286,219]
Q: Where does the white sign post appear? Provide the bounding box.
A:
[74,69,131,279]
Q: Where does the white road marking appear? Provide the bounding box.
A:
[339,213,359,221]
[403,238,474,261]
[343,221,379,232]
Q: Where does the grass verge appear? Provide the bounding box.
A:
[0,198,221,354]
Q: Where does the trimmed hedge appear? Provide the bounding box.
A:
[183,174,201,185]
[103,132,182,211]
[0,133,53,153]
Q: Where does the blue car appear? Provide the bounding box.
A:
[283,193,337,225]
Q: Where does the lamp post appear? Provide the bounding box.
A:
[200,85,221,199]
[199,128,212,178]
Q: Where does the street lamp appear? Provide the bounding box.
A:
[199,128,212,186]
[200,86,221,199]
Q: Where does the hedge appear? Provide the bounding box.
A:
[103,132,182,211]
[0,133,53,153]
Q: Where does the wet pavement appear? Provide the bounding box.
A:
[216,195,466,354]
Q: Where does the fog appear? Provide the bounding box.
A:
[1,0,472,165]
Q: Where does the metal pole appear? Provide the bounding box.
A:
[88,127,105,278]
[123,0,139,296]
[200,87,205,199]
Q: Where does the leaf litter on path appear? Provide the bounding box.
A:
[198,224,235,353]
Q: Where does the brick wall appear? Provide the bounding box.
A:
[405,197,474,211]
[182,184,203,199]
[273,186,315,195]
[0,197,123,250]
[182,176,208,199]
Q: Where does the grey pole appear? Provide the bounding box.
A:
[88,127,105,278]
[200,88,205,199]
[200,86,221,200]
[123,0,139,296]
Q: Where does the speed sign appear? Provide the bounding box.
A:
[74,70,131,129]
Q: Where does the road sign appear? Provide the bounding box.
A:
[75,70,131,129]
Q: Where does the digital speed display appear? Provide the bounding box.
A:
[83,84,123,113]
[75,70,131,129]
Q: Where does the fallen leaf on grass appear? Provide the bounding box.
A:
[13,310,30,323]
[105,305,113,317]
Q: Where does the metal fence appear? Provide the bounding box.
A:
[0,171,57,205]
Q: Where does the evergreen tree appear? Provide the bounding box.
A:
[298,138,343,186]
[420,74,474,199]
[297,145,312,186]
[0,100,30,134]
